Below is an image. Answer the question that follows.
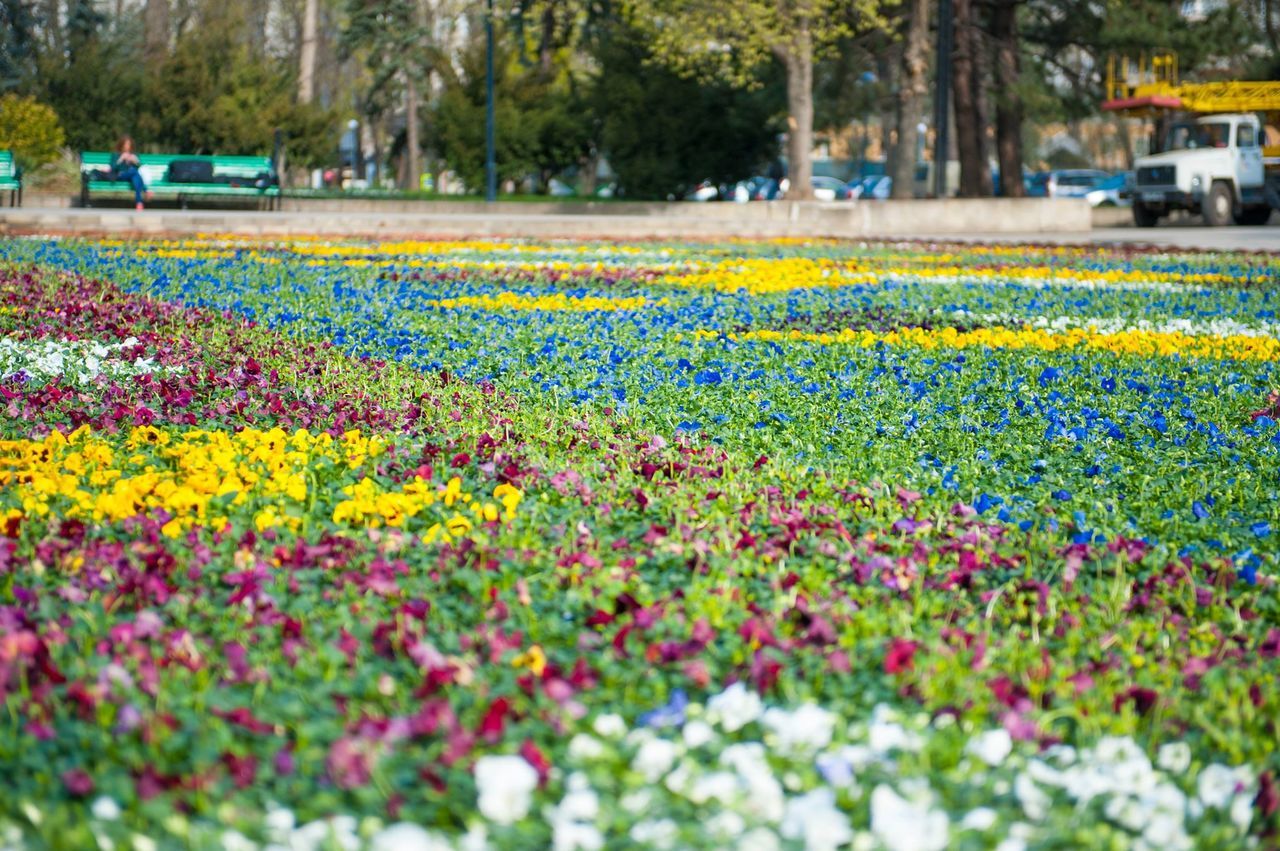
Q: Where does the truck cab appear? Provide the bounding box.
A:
[1131,113,1277,227]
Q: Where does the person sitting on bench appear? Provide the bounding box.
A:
[111,136,153,210]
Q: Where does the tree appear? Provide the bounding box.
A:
[434,37,592,193]
[298,0,318,103]
[952,0,991,196]
[623,0,880,200]
[1,0,41,89]
[989,0,1025,196]
[0,93,65,170]
[592,23,783,198]
[144,0,168,64]
[341,0,447,188]
[890,0,927,198]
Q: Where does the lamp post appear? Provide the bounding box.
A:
[484,0,496,202]
[347,118,359,191]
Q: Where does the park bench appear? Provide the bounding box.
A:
[79,152,281,210]
[0,152,21,207]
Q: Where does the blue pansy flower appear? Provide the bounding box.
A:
[1191,501,1210,521]
[639,689,688,728]
[973,493,1003,514]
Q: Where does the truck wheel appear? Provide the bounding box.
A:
[1133,202,1160,228]
[1203,182,1234,227]
[1232,206,1273,226]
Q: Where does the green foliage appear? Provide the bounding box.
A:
[0,0,39,88]
[138,28,334,166]
[592,27,783,199]
[0,93,65,170]
[434,43,592,192]
[37,40,146,152]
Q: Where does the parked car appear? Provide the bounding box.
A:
[683,180,720,202]
[851,175,892,200]
[732,176,780,202]
[811,175,855,201]
[1084,172,1134,207]
[548,178,576,197]
[1045,169,1110,199]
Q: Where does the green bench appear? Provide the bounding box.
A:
[79,152,281,209]
[0,152,21,207]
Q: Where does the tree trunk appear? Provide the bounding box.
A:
[990,0,1024,197]
[780,27,815,201]
[404,74,420,190]
[1266,0,1279,53]
[144,0,168,64]
[972,26,993,195]
[580,149,598,197]
[891,0,928,199]
[298,0,318,103]
[952,0,984,197]
[540,2,556,75]
[878,44,897,173]
[44,0,62,52]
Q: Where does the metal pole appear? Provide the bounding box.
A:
[933,0,953,199]
[485,0,496,202]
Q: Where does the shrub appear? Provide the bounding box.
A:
[0,94,66,171]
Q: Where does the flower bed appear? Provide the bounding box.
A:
[0,238,1277,850]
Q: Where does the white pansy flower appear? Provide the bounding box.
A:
[1094,737,1146,766]
[870,785,949,851]
[369,823,453,851]
[474,755,538,825]
[1197,764,1243,809]
[551,819,603,851]
[762,704,836,754]
[1104,795,1147,832]
[1229,794,1253,833]
[966,729,1013,766]
[620,789,653,814]
[737,828,781,851]
[629,819,678,849]
[706,811,746,840]
[1157,742,1192,774]
[681,719,714,749]
[688,771,739,806]
[1014,773,1050,821]
[632,738,679,782]
[555,774,599,822]
[568,734,605,762]
[960,808,998,832]
[91,797,122,821]
[781,788,854,851]
[707,682,763,732]
[591,714,626,739]
[263,807,295,843]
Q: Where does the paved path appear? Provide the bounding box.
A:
[924,225,1279,253]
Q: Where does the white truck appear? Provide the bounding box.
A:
[1131,113,1278,227]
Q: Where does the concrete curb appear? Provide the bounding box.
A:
[0,199,1091,239]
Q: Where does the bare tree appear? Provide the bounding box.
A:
[989,0,1025,197]
[952,0,991,196]
[144,0,169,63]
[890,0,927,199]
[298,0,319,103]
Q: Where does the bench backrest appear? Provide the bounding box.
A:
[80,152,275,183]
[0,152,15,179]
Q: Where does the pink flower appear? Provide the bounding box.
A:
[884,638,918,675]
